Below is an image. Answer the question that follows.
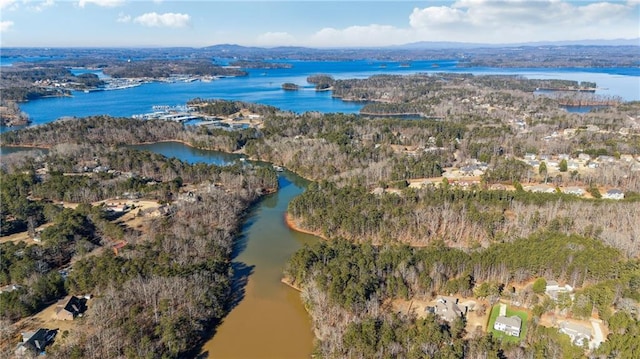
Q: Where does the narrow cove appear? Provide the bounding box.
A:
[132,141,318,358]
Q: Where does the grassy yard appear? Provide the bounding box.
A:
[488,303,529,343]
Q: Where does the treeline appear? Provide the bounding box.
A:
[288,183,640,255]
[1,145,277,236]
[228,60,292,69]
[102,59,247,78]
[246,112,462,183]
[306,74,335,90]
[286,237,640,358]
[188,98,278,117]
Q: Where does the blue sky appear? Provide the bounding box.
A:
[1,0,639,47]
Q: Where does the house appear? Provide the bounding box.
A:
[0,284,22,294]
[597,155,615,163]
[568,161,580,170]
[545,280,574,300]
[524,153,536,160]
[55,296,87,320]
[105,203,130,213]
[433,296,467,322]
[460,165,484,176]
[559,321,592,346]
[563,187,585,196]
[494,315,522,337]
[578,153,591,161]
[527,184,555,193]
[15,328,57,356]
[603,189,624,200]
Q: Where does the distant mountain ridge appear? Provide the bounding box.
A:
[205,38,639,51]
[389,38,640,49]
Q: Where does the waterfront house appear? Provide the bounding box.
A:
[494,315,522,337]
[559,321,592,346]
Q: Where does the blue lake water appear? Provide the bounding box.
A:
[6,60,640,133]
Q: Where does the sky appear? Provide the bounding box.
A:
[0,0,639,47]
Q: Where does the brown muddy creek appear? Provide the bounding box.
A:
[132,142,317,358]
[201,170,317,358]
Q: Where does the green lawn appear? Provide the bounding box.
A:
[487,303,529,343]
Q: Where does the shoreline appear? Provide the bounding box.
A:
[280,276,303,292]
[283,212,327,240]
[0,143,52,150]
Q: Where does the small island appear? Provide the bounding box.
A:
[306,74,335,91]
[281,82,300,91]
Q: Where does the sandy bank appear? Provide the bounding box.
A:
[284,212,327,240]
[280,276,303,292]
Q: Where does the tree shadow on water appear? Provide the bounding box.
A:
[231,210,259,259]
[190,261,255,358]
[228,261,255,311]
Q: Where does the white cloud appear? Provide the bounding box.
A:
[78,0,124,8]
[0,0,18,10]
[116,12,131,23]
[29,0,55,12]
[133,12,190,28]
[409,6,465,27]
[310,24,411,47]
[289,0,639,47]
[0,20,14,32]
[256,32,296,46]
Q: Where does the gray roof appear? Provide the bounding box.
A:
[495,315,522,329]
[560,321,592,337]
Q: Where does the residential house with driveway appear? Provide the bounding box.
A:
[494,315,522,337]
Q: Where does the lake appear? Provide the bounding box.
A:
[7,60,639,132]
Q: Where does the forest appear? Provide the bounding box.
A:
[285,236,639,358]
[0,143,278,358]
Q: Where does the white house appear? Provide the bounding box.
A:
[494,315,522,337]
[527,184,555,194]
[603,189,624,200]
[545,280,574,300]
[562,187,585,196]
